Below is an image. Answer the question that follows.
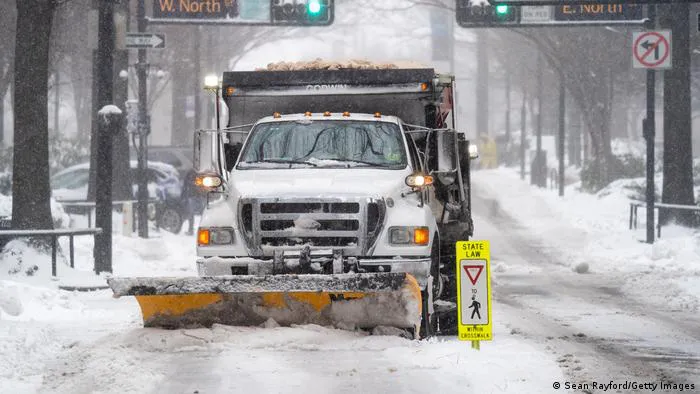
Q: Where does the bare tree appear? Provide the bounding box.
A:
[0,3,17,146]
[659,3,695,225]
[12,0,57,232]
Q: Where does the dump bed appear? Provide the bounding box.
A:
[221,68,442,127]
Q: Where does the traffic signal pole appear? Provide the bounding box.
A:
[136,0,149,238]
[644,4,656,244]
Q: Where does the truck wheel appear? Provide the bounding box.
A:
[419,234,440,339]
[419,287,437,339]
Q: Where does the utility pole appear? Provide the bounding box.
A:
[96,1,114,118]
[194,26,202,132]
[476,31,489,138]
[520,87,527,180]
[532,52,544,187]
[94,107,122,274]
[88,0,116,202]
[558,71,565,197]
[136,0,149,238]
[505,67,511,165]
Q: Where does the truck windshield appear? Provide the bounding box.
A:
[238,120,408,169]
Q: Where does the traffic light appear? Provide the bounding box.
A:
[495,5,512,18]
[271,0,333,26]
[456,0,519,28]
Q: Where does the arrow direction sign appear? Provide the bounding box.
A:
[125,33,166,49]
[632,30,671,69]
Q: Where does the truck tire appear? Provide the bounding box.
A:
[419,234,440,339]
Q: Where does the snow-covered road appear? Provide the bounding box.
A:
[472,192,700,391]
[3,168,700,393]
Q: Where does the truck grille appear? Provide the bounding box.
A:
[239,198,385,256]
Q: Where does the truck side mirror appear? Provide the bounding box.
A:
[224,143,242,172]
[434,130,457,185]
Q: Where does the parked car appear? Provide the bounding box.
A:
[130,146,194,178]
[51,160,184,233]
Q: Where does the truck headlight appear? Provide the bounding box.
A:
[197,227,234,246]
[468,144,479,159]
[405,174,433,188]
[195,173,223,191]
[389,226,429,246]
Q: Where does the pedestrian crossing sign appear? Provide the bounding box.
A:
[456,241,492,341]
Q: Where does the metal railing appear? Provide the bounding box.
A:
[629,200,700,238]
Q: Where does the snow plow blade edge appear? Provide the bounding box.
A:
[108,273,422,331]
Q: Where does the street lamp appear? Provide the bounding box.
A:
[204,74,221,131]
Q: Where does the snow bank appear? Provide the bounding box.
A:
[473,168,700,313]
[0,194,69,227]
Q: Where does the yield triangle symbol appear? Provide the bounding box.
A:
[463,265,484,286]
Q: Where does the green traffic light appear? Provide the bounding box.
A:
[307,0,322,15]
[495,5,509,15]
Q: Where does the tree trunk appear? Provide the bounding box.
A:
[12,0,55,231]
[659,3,695,226]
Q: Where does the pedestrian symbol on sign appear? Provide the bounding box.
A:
[469,295,481,319]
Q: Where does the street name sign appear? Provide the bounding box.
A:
[489,0,697,4]
[456,240,493,341]
[521,5,551,23]
[149,0,334,26]
[125,33,166,49]
[458,0,647,28]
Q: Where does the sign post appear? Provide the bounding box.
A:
[641,7,660,244]
[456,241,492,349]
[135,0,149,238]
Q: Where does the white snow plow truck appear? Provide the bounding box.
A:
[108,66,477,338]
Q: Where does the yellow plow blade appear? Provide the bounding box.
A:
[108,273,422,331]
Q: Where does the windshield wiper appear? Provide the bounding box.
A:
[243,159,318,168]
[332,159,398,168]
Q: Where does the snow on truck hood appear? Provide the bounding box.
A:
[230,167,412,199]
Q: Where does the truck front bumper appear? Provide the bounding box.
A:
[196,254,432,289]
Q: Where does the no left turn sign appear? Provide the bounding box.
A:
[632,30,672,69]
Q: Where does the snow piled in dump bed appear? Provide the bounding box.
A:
[257,58,427,71]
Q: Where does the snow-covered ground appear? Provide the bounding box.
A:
[1,167,699,393]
